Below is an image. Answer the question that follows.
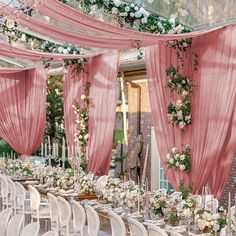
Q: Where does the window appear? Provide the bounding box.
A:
[159,161,173,191]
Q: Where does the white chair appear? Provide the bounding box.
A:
[71,200,86,236]
[7,177,17,212]
[154,189,167,196]
[109,211,126,236]
[205,199,219,213]
[42,231,59,236]
[192,195,202,207]
[7,214,24,236]
[47,193,59,232]
[28,185,50,223]
[148,224,168,236]
[0,208,12,236]
[96,175,108,193]
[85,204,100,236]
[171,232,182,236]
[127,217,148,236]
[171,192,182,198]
[231,205,235,220]
[20,222,40,236]
[0,175,9,208]
[57,196,71,236]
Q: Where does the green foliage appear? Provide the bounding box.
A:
[46,75,65,142]
[179,182,193,199]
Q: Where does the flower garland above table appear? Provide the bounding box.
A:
[73,82,91,171]
[0,19,87,71]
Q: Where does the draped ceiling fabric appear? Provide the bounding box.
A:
[0,68,47,158]
[0,3,224,50]
[64,52,119,175]
[146,24,236,198]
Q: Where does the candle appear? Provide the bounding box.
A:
[48,136,51,148]
[228,192,231,234]
[52,143,56,157]
[235,194,236,223]
[45,143,47,156]
[11,151,13,159]
[41,143,44,156]
[62,137,66,160]
[56,143,59,157]
[137,176,140,214]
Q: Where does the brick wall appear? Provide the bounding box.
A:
[127,79,153,186]
[219,154,236,208]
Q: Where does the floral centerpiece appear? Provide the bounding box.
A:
[77,172,95,195]
[56,168,76,190]
[5,160,33,176]
[194,208,227,233]
[123,182,144,211]
[150,193,167,217]
[103,178,124,206]
[166,145,191,173]
[110,150,118,169]
[44,166,64,187]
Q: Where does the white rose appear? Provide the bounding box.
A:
[141,18,148,24]
[112,7,118,14]
[113,0,121,7]
[179,165,186,171]
[129,12,134,17]
[63,49,68,54]
[125,6,130,12]
[134,11,142,18]
[81,94,86,100]
[139,7,149,17]
[57,47,64,53]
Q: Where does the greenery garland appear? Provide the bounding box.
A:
[0,19,87,71]
[73,82,91,171]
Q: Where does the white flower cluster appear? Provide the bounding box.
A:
[5,160,33,176]
[195,210,224,233]
[110,150,117,169]
[77,172,95,194]
[166,145,191,173]
[102,178,124,205]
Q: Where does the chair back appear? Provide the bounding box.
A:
[127,218,148,236]
[42,231,59,236]
[47,193,59,222]
[7,214,24,236]
[95,175,108,193]
[109,211,126,236]
[0,208,12,236]
[192,195,202,207]
[231,205,236,220]
[171,232,182,236]
[7,178,16,205]
[205,199,219,213]
[57,196,71,227]
[71,200,86,233]
[154,189,167,197]
[20,222,40,236]
[15,182,26,209]
[148,224,168,236]
[0,176,9,198]
[28,185,40,210]
[85,204,100,236]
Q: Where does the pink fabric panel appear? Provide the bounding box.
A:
[87,52,119,175]
[0,68,47,156]
[146,25,236,197]
[63,66,89,155]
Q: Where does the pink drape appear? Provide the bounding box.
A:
[87,52,119,175]
[1,5,224,50]
[0,68,47,157]
[63,66,89,156]
[146,25,236,197]
[63,52,119,175]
